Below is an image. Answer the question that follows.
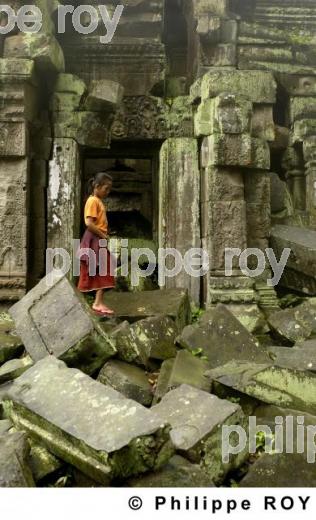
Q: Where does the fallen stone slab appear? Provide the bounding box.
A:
[152,384,247,484]
[270,225,316,296]
[208,361,316,415]
[225,304,268,334]
[255,404,316,434]
[0,331,24,365]
[127,455,215,488]
[111,316,178,367]
[298,338,316,349]
[153,351,211,404]
[179,304,270,368]
[240,452,316,487]
[3,357,173,485]
[97,360,153,406]
[269,346,316,372]
[153,359,175,405]
[9,273,116,375]
[268,300,316,344]
[0,431,35,487]
[0,356,33,384]
[253,405,316,463]
[28,439,63,483]
[104,288,191,330]
[100,318,123,335]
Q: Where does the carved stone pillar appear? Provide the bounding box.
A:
[47,139,81,266]
[282,147,306,215]
[192,69,276,309]
[0,59,37,300]
[159,138,201,305]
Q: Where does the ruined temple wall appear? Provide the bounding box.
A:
[0,0,316,303]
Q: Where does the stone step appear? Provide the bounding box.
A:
[104,288,191,329]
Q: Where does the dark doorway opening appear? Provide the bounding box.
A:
[81,141,161,242]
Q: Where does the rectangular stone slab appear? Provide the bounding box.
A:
[268,300,316,344]
[153,351,212,405]
[152,384,247,484]
[97,360,153,406]
[0,431,35,487]
[111,316,178,367]
[103,288,191,330]
[270,225,316,295]
[208,361,316,415]
[3,357,172,484]
[240,451,316,488]
[9,273,116,375]
[179,304,271,368]
[269,346,316,372]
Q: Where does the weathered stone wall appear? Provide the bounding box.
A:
[0,0,315,302]
[0,60,35,300]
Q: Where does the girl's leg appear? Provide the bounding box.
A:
[94,289,104,309]
[93,289,114,314]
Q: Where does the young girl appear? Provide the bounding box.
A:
[77,172,115,316]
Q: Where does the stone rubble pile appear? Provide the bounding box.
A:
[1,274,316,487]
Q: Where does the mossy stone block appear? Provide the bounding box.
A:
[4,357,174,484]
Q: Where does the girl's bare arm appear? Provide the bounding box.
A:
[85,217,108,240]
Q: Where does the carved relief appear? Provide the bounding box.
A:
[112,96,193,140]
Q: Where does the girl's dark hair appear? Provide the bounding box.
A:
[87,172,113,196]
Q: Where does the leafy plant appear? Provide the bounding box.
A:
[190,348,208,361]
[256,430,275,453]
[191,305,205,323]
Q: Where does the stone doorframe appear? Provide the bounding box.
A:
[46,75,280,311]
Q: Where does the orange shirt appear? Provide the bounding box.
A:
[84,196,108,234]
